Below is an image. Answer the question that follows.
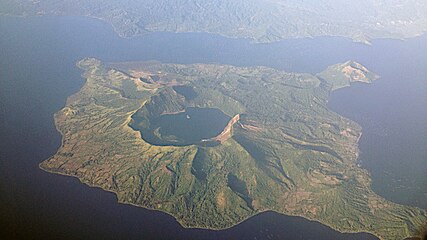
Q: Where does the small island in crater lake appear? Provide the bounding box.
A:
[40,58,426,240]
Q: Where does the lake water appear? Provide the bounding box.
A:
[133,107,231,146]
[1,16,426,239]
[172,85,198,101]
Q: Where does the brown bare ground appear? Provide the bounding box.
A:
[217,191,227,209]
[211,114,240,143]
[342,65,370,83]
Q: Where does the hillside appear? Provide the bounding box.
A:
[2,0,427,43]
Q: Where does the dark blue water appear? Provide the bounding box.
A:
[172,85,197,100]
[155,108,230,143]
[1,16,426,239]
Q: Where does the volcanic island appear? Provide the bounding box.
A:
[41,58,427,240]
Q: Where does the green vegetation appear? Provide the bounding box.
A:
[40,58,426,240]
[317,61,380,91]
[2,0,427,43]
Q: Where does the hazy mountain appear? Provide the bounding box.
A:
[2,0,427,43]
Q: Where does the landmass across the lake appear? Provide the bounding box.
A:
[40,58,426,240]
[2,0,427,43]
